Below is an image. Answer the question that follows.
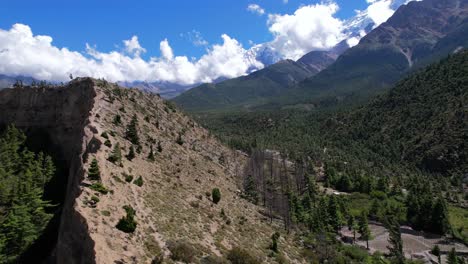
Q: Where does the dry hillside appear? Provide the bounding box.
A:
[0,78,306,263]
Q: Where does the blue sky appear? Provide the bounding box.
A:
[0,0,407,84]
[2,0,368,59]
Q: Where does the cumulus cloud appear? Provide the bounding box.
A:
[366,0,394,26]
[247,4,265,15]
[266,2,345,60]
[123,36,146,57]
[0,24,263,84]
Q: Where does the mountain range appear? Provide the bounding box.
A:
[174,0,468,112]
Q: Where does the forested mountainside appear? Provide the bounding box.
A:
[173,59,318,112]
[274,0,468,109]
[196,51,468,179]
[173,43,347,112]
[325,50,468,175]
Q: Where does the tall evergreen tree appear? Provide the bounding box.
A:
[447,248,458,264]
[358,211,371,249]
[327,196,342,233]
[88,158,101,181]
[126,146,136,161]
[108,143,122,165]
[431,197,451,235]
[385,215,404,264]
[0,125,55,262]
[125,114,140,145]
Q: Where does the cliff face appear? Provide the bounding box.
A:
[0,78,306,263]
[0,78,98,263]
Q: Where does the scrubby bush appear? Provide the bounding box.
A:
[270,232,280,253]
[104,139,112,147]
[116,205,137,233]
[126,146,136,161]
[212,188,221,204]
[89,183,109,194]
[133,176,144,187]
[201,255,229,264]
[91,195,100,203]
[227,247,261,264]
[113,115,122,125]
[167,240,197,263]
[123,173,134,183]
[108,143,122,164]
[101,131,109,139]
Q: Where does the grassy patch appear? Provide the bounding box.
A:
[449,205,468,243]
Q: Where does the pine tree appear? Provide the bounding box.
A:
[125,114,140,145]
[108,143,122,165]
[447,248,458,264]
[0,125,55,261]
[126,146,136,161]
[431,197,451,235]
[327,195,342,233]
[385,215,404,264]
[88,158,101,181]
[147,145,155,162]
[358,211,371,249]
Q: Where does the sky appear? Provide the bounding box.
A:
[0,0,411,85]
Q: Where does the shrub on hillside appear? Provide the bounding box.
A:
[89,183,109,194]
[226,247,261,264]
[167,240,197,263]
[116,205,137,233]
[212,188,221,204]
[133,176,143,187]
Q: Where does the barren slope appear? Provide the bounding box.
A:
[0,78,306,263]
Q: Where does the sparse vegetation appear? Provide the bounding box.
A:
[212,188,221,204]
[126,145,136,161]
[167,240,197,263]
[226,247,261,264]
[113,114,122,125]
[108,143,122,164]
[89,183,109,194]
[133,176,143,187]
[124,173,134,183]
[116,205,137,233]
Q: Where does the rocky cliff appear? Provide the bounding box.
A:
[0,78,305,263]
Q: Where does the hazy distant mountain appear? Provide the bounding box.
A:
[0,74,37,88]
[117,81,197,99]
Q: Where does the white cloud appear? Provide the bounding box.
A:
[247,4,265,15]
[123,36,146,57]
[0,23,263,84]
[366,0,394,26]
[283,0,288,3]
[160,39,174,60]
[266,2,345,60]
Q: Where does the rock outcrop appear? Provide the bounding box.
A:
[0,78,305,263]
